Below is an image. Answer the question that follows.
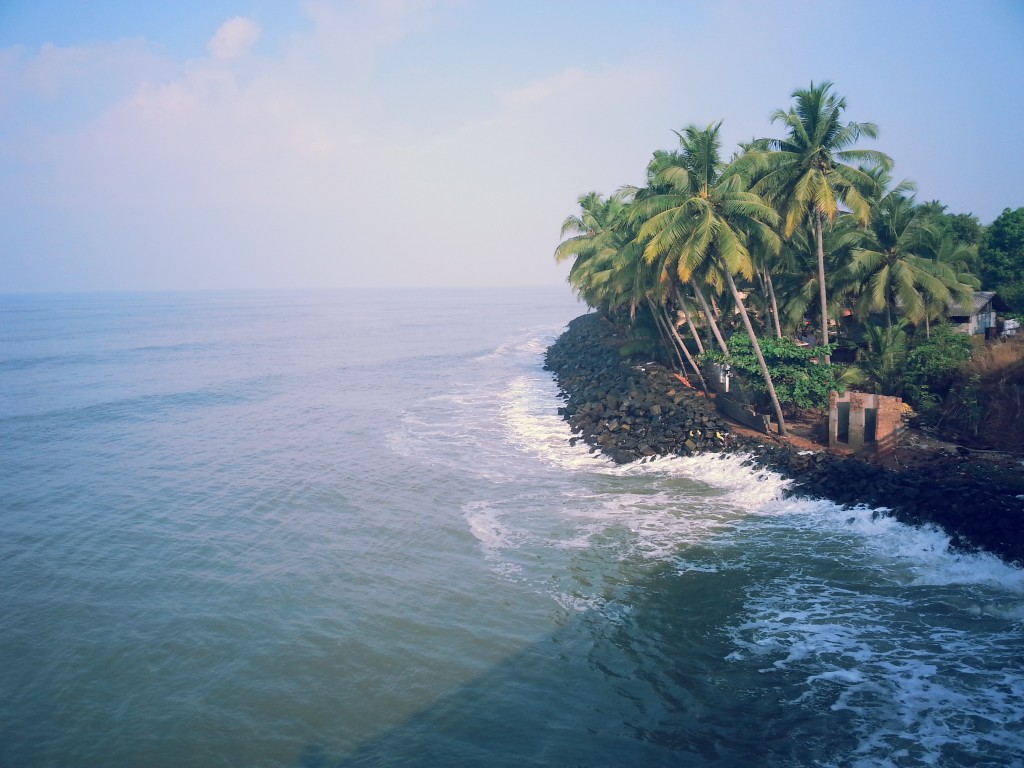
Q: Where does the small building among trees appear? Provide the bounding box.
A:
[947,291,1006,337]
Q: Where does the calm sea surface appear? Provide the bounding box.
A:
[1,288,1023,767]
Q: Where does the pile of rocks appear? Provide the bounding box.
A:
[546,312,1024,566]
[733,437,1024,565]
[544,313,728,464]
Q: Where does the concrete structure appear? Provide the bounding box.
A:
[704,362,730,394]
[716,393,771,434]
[829,391,904,456]
[706,362,774,433]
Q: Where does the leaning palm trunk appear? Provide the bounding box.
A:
[661,304,709,394]
[649,299,709,394]
[815,209,832,364]
[765,271,783,338]
[690,280,730,356]
[723,269,788,437]
[675,288,705,355]
[649,302,685,372]
[754,269,782,339]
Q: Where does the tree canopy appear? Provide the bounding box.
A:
[554,81,1010,424]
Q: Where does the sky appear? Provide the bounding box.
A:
[1,0,1022,293]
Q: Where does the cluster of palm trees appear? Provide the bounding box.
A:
[554,82,979,437]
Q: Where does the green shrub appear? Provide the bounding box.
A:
[904,323,973,414]
[703,334,840,412]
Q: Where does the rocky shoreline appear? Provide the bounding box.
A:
[545,313,1024,566]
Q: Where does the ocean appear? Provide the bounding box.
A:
[1,287,1022,767]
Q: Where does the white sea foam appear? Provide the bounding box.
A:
[551,494,711,561]
[639,451,792,507]
[727,567,1024,766]
[499,373,613,471]
[463,475,752,605]
[552,591,605,613]
[464,501,516,552]
[499,371,799,506]
[469,338,1024,764]
[505,365,1024,588]
[462,501,527,581]
[471,327,557,362]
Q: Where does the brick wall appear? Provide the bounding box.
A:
[829,391,904,456]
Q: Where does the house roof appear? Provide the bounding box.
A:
[947,291,996,318]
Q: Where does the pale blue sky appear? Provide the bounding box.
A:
[2,0,1022,292]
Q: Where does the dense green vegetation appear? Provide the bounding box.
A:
[555,81,1024,438]
[701,335,839,414]
[980,207,1024,311]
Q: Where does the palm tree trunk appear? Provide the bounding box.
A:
[755,270,771,334]
[650,302,685,372]
[723,269,788,437]
[765,271,783,338]
[652,299,709,395]
[650,299,687,368]
[675,288,705,354]
[690,280,729,355]
[815,209,832,364]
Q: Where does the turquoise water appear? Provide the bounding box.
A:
[2,288,1023,767]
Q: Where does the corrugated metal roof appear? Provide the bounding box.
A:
[947,291,996,317]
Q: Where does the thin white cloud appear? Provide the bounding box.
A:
[0,8,674,291]
[207,17,261,60]
[2,0,1022,292]
[499,67,588,108]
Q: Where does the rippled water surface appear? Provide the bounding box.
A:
[2,288,1022,767]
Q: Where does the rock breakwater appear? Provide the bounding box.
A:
[546,313,1024,566]
[544,313,728,464]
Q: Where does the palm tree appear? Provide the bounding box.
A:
[772,213,862,337]
[632,123,789,436]
[919,233,980,337]
[846,190,977,331]
[635,151,732,356]
[555,190,637,315]
[748,81,892,362]
[916,206,981,336]
[556,189,709,386]
[858,320,909,396]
